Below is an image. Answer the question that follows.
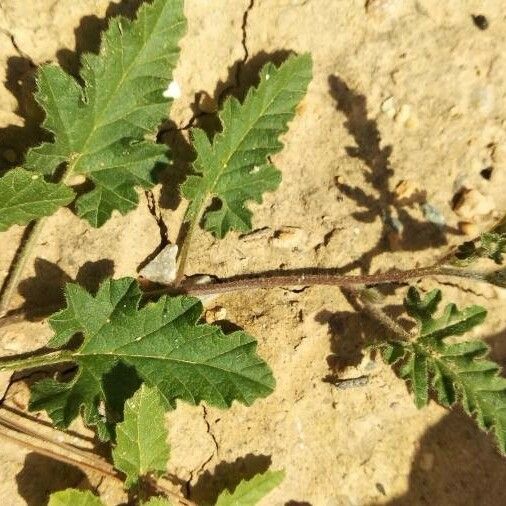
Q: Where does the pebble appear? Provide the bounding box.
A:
[381,96,396,118]
[452,188,496,220]
[197,91,217,113]
[205,306,227,323]
[422,203,446,226]
[395,103,411,124]
[163,80,181,99]
[68,174,86,185]
[458,221,479,236]
[270,226,308,250]
[393,179,426,205]
[138,244,178,284]
[469,85,494,116]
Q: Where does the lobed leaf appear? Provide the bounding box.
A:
[215,469,285,506]
[142,499,172,506]
[112,385,170,488]
[379,287,506,453]
[48,489,104,506]
[24,0,186,227]
[0,168,74,231]
[29,278,275,439]
[454,232,506,266]
[182,53,312,238]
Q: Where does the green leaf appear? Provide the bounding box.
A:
[215,470,285,506]
[379,287,506,453]
[142,499,172,506]
[25,0,186,227]
[182,53,312,238]
[0,168,74,231]
[481,232,506,264]
[29,278,275,439]
[48,489,104,506]
[112,385,169,488]
[454,232,506,266]
[486,267,506,288]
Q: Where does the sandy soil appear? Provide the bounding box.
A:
[1,0,506,504]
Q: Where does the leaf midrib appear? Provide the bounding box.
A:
[69,12,182,177]
[195,66,298,224]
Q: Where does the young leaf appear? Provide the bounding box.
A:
[48,489,104,506]
[29,278,275,439]
[486,267,506,288]
[182,53,312,238]
[112,385,169,488]
[215,469,285,506]
[379,287,506,453]
[0,168,74,231]
[454,232,506,266]
[24,0,186,227]
[142,499,172,506]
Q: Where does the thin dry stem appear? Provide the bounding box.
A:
[0,407,196,505]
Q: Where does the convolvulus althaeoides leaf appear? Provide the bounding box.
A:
[182,53,312,238]
[379,287,506,453]
[29,278,275,440]
[22,0,186,227]
[215,469,285,506]
[112,385,169,488]
[0,168,74,230]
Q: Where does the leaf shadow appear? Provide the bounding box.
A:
[0,55,42,172]
[328,75,460,275]
[0,0,146,173]
[367,409,506,506]
[15,453,91,506]
[158,49,294,215]
[189,453,272,504]
[345,323,506,505]
[316,298,412,375]
[14,257,114,320]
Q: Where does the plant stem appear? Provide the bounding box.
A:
[147,264,489,298]
[0,217,47,317]
[174,217,198,285]
[356,290,413,340]
[0,349,73,372]
[0,161,79,318]
[0,408,197,505]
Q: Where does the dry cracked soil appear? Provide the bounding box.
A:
[1,0,506,505]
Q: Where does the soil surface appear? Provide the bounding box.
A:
[1,0,506,505]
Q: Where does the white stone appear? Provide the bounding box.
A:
[163,80,182,99]
[139,243,178,284]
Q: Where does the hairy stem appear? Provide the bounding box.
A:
[357,291,413,341]
[174,214,199,285]
[0,217,47,316]
[0,408,196,505]
[0,349,73,372]
[0,163,78,317]
[149,265,489,298]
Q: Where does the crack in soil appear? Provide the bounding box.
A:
[436,279,491,299]
[0,27,36,66]
[145,189,169,247]
[163,0,256,133]
[186,405,219,498]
